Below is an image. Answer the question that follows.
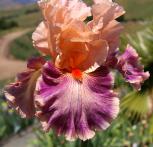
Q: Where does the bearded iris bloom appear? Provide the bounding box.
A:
[4,0,149,141]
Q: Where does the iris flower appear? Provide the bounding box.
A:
[4,0,149,141]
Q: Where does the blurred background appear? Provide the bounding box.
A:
[0,0,153,146]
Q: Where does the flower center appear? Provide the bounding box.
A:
[72,69,83,81]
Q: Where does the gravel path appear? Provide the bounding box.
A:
[0,30,37,147]
[0,30,29,80]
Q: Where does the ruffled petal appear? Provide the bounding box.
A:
[92,0,125,23]
[55,21,103,71]
[54,21,108,71]
[35,62,119,141]
[34,0,91,57]
[60,21,93,43]
[97,20,123,68]
[32,21,51,55]
[66,0,91,21]
[38,0,91,22]
[82,39,109,71]
[117,45,150,90]
[88,0,125,60]
[56,39,108,72]
[100,20,124,52]
[4,57,45,118]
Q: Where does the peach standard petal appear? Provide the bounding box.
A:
[32,21,51,55]
[34,0,91,58]
[34,0,125,72]
[38,0,91,22]
[100,20,124,52]
[92,0,125,22]
[55,39,108,71]
[82,40,109,72]
[52,20,93,70]
[88,0,125,62]
[54,20,108,71]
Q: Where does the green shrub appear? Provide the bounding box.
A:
[10,31,40,60]
[0,19,18,30]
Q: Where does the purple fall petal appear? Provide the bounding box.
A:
[35,62,119,141]
[105,49,119,68]
[4,57,45,118]
[27,56,46,69]
[117,45,150,90]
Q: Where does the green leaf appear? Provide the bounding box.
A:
[121,91,151,119]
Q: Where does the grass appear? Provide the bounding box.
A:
[0,4,42,36]
[31,115,151,147]
[124,22,151,33]
[117,0,153,20]
[10,31,40,60]
[0,79,33,141]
